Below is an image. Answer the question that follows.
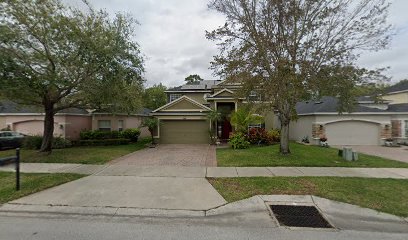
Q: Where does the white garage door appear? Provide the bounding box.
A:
[325,121,380,145]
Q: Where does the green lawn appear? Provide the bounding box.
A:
[217,143,408,168]
[208,177,408,217]
[0,138,151,165]
[0,172,84,204]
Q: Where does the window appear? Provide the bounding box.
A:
[118,120,124,132]
[248,91,261,101]
[248,123,263,129]
[169,94,182,102]
[98,120,111,131]
[405,120,408,137]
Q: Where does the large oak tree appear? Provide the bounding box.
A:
[207,0,392,154]
[0,0,144,152]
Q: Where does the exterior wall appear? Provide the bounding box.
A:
[264,111,275,130]
[290,114,395,145]
[91,114,150,138]
[164,100,202,110]
[5,115,66,137]
[168,93,207,104]
[391,114,408,143]
[382,92,408,104]
[64,115,92,140]
[289,115,316,143]
[183,93,207,104]
[0,116,6,130]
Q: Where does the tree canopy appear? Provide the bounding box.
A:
[143,83,167,110]
[207,0,392,154]
[0,0,145,151]
[185,74,203,84]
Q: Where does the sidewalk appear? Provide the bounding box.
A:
[1,163,407,178]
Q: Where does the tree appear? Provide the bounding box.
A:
[142,117,159,144]
[0,0,144,152]
[185,74,203,84]
[143,84,167,110]
[207,0,391,154]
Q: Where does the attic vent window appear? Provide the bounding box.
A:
[169,94,181,102]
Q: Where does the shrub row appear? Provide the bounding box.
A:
[80,129,140,142]
[229,128,280,149]
[75,138,130,146]
[23,136,72,150]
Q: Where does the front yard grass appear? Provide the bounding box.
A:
[217,143,408,168]
[0,172,84,204]
[208,177,408,217]
[0,138,151,165]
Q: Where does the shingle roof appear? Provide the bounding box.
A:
[166,80,221,91]
[0,101,88,114]
[0,101,89,114]
[385,80,408,94]
[387,103,408,112]
[296,96,408,115]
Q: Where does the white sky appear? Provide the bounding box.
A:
[71,0,408,87]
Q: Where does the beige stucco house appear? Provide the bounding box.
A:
[381,80,408,104]
[151,80,275,144]
[288,96,408,146]
[0,101,150,140]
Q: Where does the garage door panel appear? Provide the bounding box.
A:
[326,121,380,145]
[160,120,209,144]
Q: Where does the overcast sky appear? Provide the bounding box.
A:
[73,0,408,87]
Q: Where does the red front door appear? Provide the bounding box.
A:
[222,120,232,139]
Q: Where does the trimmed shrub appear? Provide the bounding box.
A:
[268,129,280,142]
[79,130,121,140]
[229,132,250,149]
[22,136,72,149]
[53,137,72,149]
[80,129,141,141]
[120,128,140,142]
[22,136,43,149]
[246,128,273,145]
[76,138,130,146]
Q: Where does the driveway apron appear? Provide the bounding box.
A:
[109,144,217,167]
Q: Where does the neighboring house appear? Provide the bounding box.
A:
[151,80,275,144]
[381,80,408,104]
[289,96,408,146]
[0,101,151,140]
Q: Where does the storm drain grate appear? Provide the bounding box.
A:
[269,205,333,228]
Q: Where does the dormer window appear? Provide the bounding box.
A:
[248,91,261,101]
[169,94,182,102]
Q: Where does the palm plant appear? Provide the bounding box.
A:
[230,107,264,133]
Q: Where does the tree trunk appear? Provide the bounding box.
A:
[40,103,55,153]
[280,121,290,154]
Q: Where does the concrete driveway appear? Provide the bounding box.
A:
[110,144,217,167]
[335,145,408,163]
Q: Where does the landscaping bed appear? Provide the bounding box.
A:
[0,138,151,165]
[208,177,408,217]
[217,143,408,168]
[0,172,84,204]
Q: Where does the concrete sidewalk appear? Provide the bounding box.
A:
[1,163,408,178]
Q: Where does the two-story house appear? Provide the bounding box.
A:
[151,80,275,144]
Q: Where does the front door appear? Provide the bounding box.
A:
[221,119,232,140]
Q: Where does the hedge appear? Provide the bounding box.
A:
[75,138,130,146]
[80,129,140,142]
